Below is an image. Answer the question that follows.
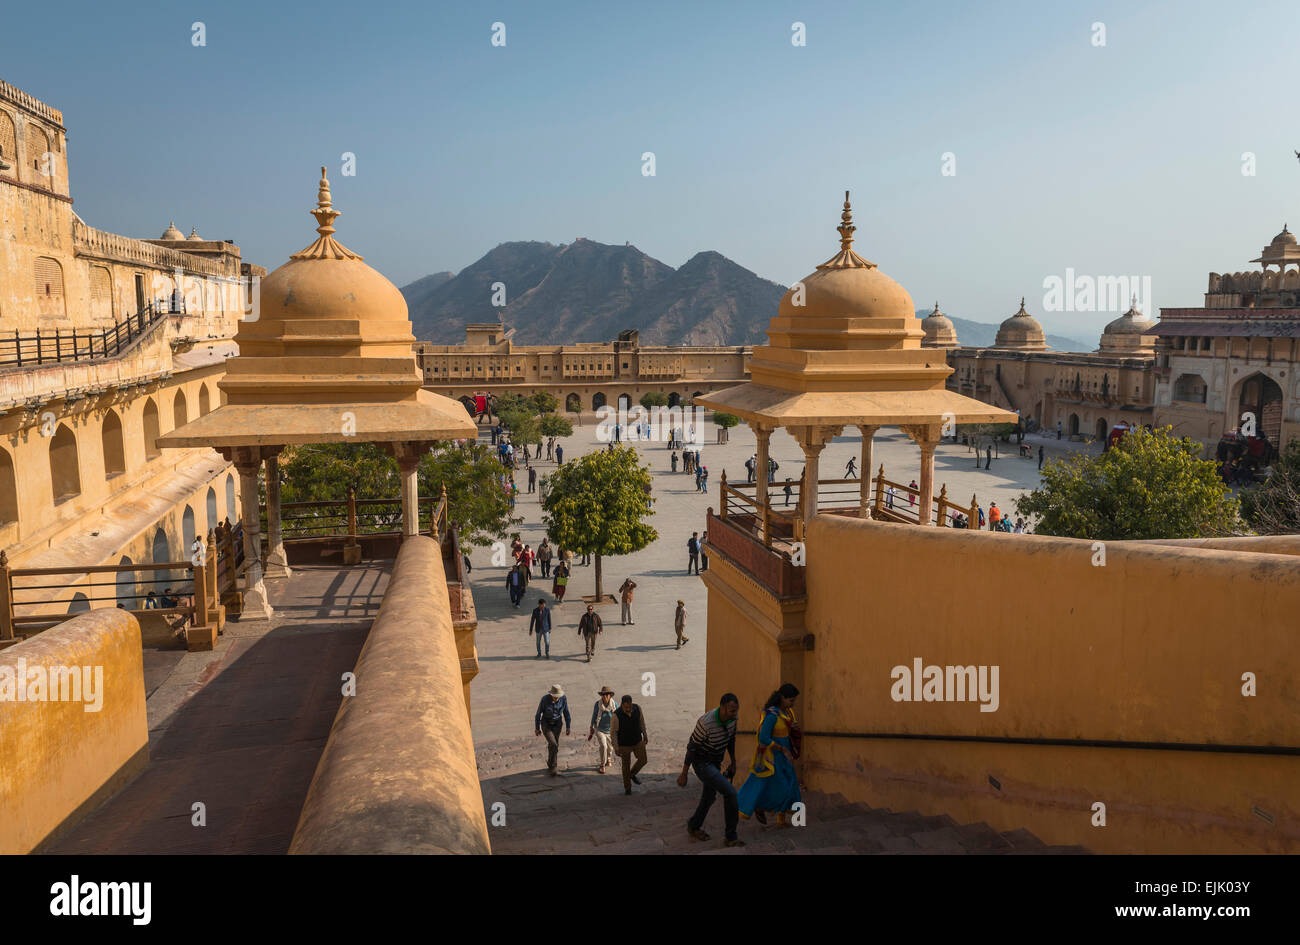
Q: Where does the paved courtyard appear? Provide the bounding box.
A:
[467,417,1085,781]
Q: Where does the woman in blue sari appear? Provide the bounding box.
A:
[737,683,801,825]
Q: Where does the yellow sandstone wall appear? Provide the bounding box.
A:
[0,608,148,853]
[289,536,489,854]
[708,515,1300,853]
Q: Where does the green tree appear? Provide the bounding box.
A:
[542,445,657,599]
[1240,439,1300,534]
[279,442,397,503]
[500,407,541,449]
[531,391,558,414]
[565,395,582,424]
[418,441,521,546]
[1014,426,1240,540]
[494,392,532,417]
[639,391,669,409]
[713,412,740,430]
[539,413,574,439]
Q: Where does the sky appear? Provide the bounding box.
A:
[4,0,1300,339]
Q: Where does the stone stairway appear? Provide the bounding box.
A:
[477,737,1087,855]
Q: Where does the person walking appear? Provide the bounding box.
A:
[537,538,553,579]
[529,598,552,659]
[611,695,648,795]
[521,544,535,578]
[528,466,537,494]
[678,693,742,846]
[1057,420,1063,441]
[551,559,570,604]
[674,600,689,649]
[908,479,918,508]
[1038,444,1045,471]
[985,444,992,470]
[687,532,701,575]
[975,502,986,530]
[535,684,571,775]
[589,686,617,774]
[671,451,679,472]
[746,454,756,483]
[988,502,1002,531]
[506,563,527,608]
[737,684,802,825]
[619,577,637,625]
[886,484,896,510]
[783,477,793,507]
[844,457,857,478]
[556,444,564,464]
[578,604,603,662]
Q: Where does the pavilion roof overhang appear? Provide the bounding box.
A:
[695,382,1019,428]
[156,390,478,449]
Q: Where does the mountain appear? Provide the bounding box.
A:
[928,312,1093,353]
[402,239,786,345]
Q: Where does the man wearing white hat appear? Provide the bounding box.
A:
[535,684,571,775]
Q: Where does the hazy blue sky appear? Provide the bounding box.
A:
[4,0,1299,338]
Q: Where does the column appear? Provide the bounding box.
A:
[754,422,772,540]
[856,424,879,519]
[394,443,422,537]
[902,423,942,526]
[795,425,842,527]
[234,447,273,620]
[263,450,291,579]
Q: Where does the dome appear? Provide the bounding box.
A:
[1099,301,1157,355]
[160,220,185,240]
[921,302,957,348]
[994,298,1047,350]
[777,193,913,321]
[187,226,203,241]
[1102,301,1155,336]
[1269,224,1296,247]
[1251,223,1300,267]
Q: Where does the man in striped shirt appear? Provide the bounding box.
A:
[677,693,743,846]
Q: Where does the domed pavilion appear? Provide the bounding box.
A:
[993,298,1048,351]
[921,302,958,348]
[160,168,476,618]
[1098,299,1157,355]
[697,192,1015,530]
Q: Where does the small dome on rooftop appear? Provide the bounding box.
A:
[994,297,1047,350]
[160,221,185,240]
[921,302,957,347]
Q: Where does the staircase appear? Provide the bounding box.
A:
[478,737,1087,855]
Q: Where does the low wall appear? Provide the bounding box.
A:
[289,536,489,854]
[0,609,148,854]
[794,516,1300,853]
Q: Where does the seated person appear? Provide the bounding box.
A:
[160,588,179,608]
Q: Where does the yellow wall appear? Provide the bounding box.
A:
[0,608,148,853]
[708,514,1300,853]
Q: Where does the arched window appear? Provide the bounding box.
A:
[151,527,173,590]
[173,390,188,430]
[182,506,197,563]
[34,256,65,318]
[0,109,15,178]
[199,384,211,416]
[565,393,581,412]
[617,393,632,411]
[142,398,161,460]
[206,487,218,532]
[225,473,237,521]
[89,265,114,320]
[0,447,17,525]
[67,593,90,615]
[26,123,50,179]
[101,410,126,478]
[592,392,607,410]
[49,423,81,503]
[1172,374,1208,404]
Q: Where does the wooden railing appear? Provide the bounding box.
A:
[0,298,180,368]
[261,486,449,545]
[0,525,240,646]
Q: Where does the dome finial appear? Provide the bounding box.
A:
[1019,296,1026,312]
[816,190,876,270]
[291,165,362,261]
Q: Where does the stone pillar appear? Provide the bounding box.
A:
[264,451,291,579]
[794,424,842,527]
[754,422,772,540]
[389,442,425,537]
[233,447,273,620]
[856,424,879,519]
[902,423,943,526]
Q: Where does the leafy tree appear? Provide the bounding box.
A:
[280,442,397,503]
[494,393,532,417]
[500,407,541,448]
[1240,439,1300,534]
[531,391,558,414]
[639,391,669,409]
[418,441,521,546]
[713,412,740,430]
[1014,426,1241,540]
[539,413,574,439]
[542,445,657,599]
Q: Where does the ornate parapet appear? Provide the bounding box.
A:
[72,219,231,278]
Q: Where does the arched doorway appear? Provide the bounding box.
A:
[173,389,188,430]
[1236,373,1284,448]
[206,487,218,531]
[182,506,197,563]
[142,398,161,460]
[199,385,212,416]
[1068,414,1080,437]
[0,446,18,526]
[225,474,237,522]
[667,392,681,408]
[116,556,136,609]
[565,393,581,413]
[49,423,82,503]
[1096,418,1108,443]
[102,410,126,478]
[592,392,607,410]
[617,393,632,411]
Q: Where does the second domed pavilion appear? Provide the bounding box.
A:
[160,168,476,618]
[697,193,1015,528]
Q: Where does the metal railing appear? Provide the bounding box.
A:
[0,298,183,368]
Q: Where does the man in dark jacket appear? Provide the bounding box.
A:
[528,599,552,658]
[535,684,571,775]
[687,532,700,575]
[507,563,528,608]
[610,695,648,796]
[578,604,603,662]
